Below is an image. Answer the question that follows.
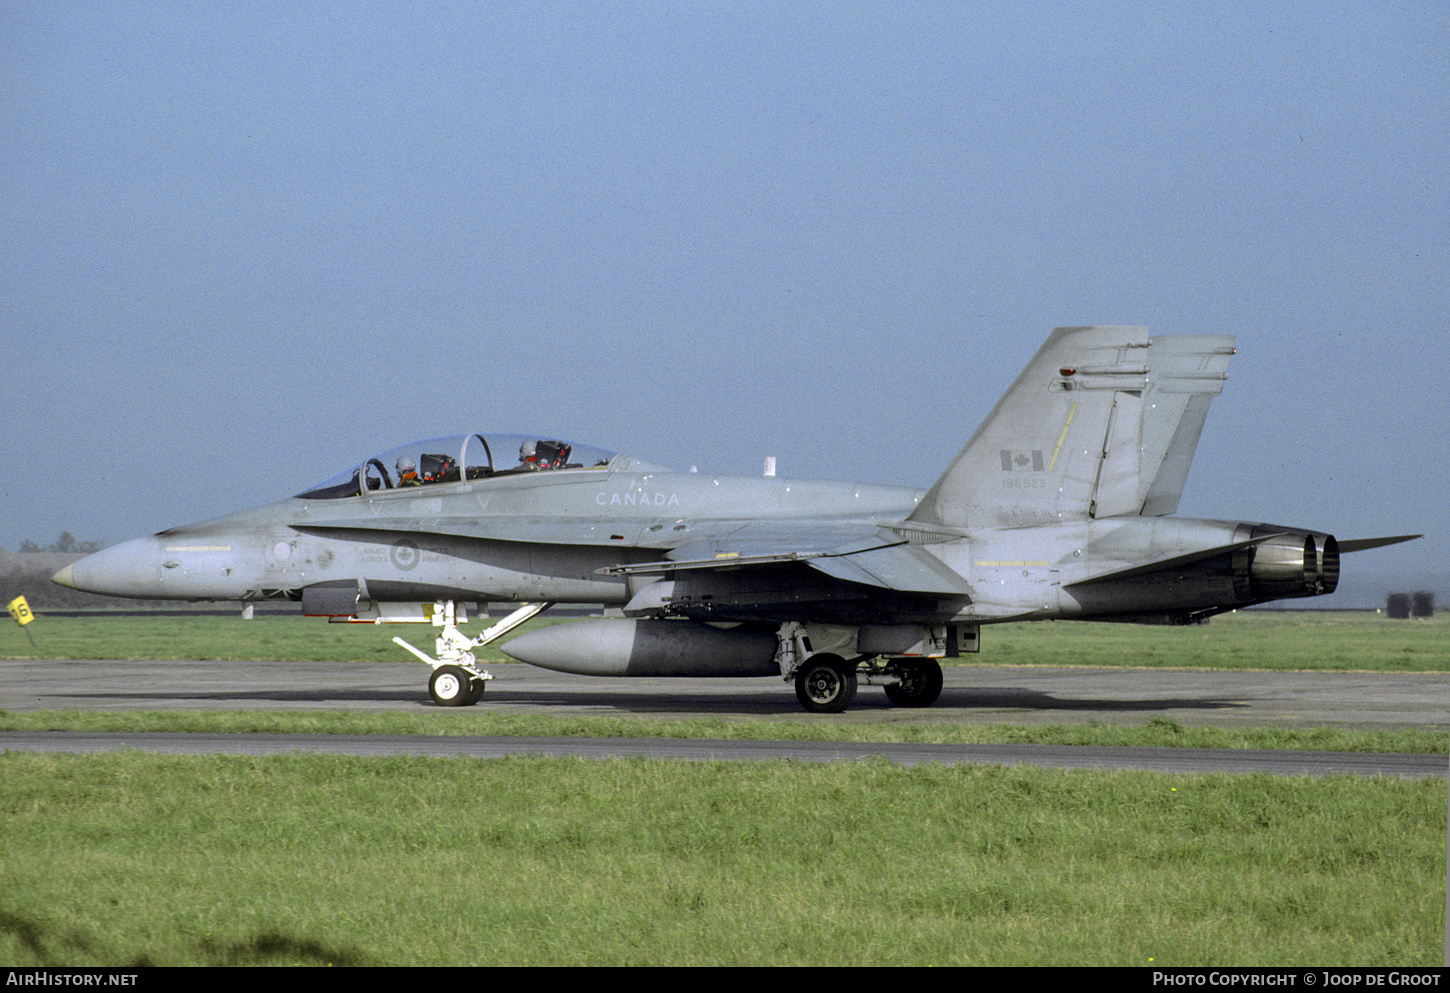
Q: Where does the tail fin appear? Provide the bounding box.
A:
[908,327,1234,528]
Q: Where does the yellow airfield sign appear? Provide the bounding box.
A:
[8,595,34,626]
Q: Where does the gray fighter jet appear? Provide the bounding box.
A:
[54,327,1418,712]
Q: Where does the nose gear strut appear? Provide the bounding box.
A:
[385,600,554,706]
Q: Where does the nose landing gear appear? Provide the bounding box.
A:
[383,600,554,706]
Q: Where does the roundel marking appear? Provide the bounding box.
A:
[391,539,421,571]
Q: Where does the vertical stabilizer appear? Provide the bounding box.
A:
[908,327,1234,528]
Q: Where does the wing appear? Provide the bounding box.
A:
[602,520,973,596]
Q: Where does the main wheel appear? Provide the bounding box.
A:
[794,654,858,713]
[883,658,943,708]
[429,665,472,707]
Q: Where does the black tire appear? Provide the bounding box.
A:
[429,665,472,707]
[794,654,858,713]
[883,658,943,708]
[464,677,486,705]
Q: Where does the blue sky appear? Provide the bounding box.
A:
[3,2,1445,602]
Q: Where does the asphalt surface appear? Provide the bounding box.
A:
[3,658,1449,728]
[2,659,1446,777]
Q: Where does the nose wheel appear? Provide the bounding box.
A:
[429,665,485,707]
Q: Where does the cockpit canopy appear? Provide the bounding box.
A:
[295,433,620,500]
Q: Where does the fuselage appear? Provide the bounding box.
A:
[57,457,927,608]
[56,451,1337,627]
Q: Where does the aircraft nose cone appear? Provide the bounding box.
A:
[56,538,164,597]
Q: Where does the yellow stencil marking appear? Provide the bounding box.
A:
[1048,402,1077,470]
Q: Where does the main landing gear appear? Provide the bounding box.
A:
[777,623,946,714]
[793,654,858,713]
[881,658,944,708]
[791,656,945,713]
[385,600,553,707]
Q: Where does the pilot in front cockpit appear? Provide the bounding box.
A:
[396,456,421,486]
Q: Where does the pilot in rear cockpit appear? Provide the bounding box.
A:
[519,439,572,470]
[518,440,539,469]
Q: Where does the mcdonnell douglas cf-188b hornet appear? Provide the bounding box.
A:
[55,327,1419,712]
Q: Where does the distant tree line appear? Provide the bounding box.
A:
[6,532,105,554]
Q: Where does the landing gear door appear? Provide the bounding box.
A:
[947,623,979,655]
[301,580,362,617]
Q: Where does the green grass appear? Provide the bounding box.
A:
[1,752,1443,966]
[5,609,1449,671]
[992,610,1450,672]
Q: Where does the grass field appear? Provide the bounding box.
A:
[0,609,1445,966]
[1,752,1443,967]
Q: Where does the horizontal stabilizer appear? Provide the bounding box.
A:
[1338,534,1422,553]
